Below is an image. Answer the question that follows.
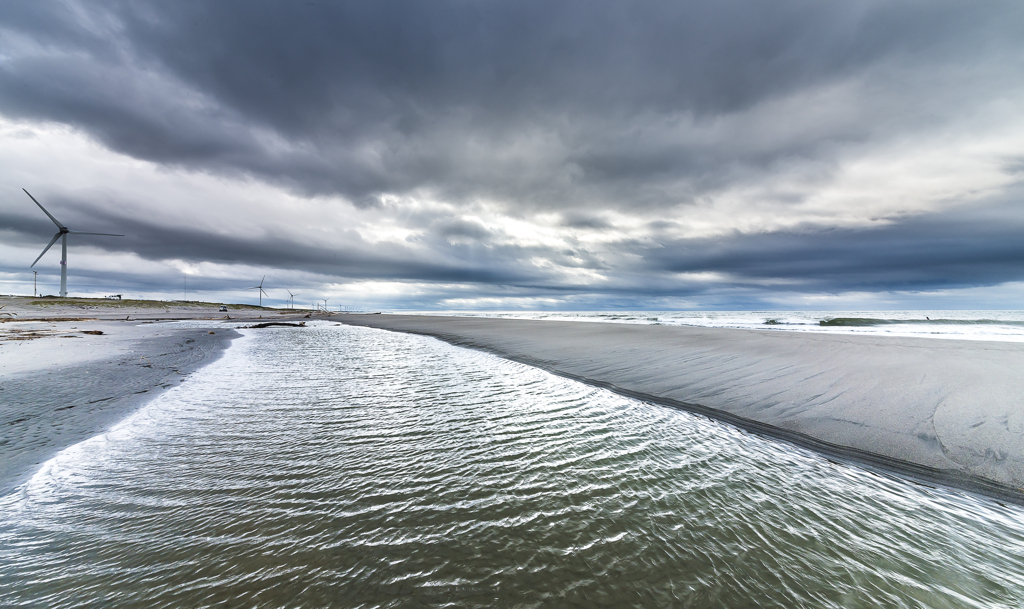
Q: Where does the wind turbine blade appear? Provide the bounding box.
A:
[31,232,62,268]
[23,189,66,229]
[67,231,125,237]
[259,275,265,288]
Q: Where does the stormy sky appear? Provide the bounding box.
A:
[2,0,1023,310]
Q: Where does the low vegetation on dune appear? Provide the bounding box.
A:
[23,297,272,310]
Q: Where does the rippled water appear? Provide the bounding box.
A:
[2,324,1024,607]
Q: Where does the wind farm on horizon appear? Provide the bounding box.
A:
[17,188,345,312]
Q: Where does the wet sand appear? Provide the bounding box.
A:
[0,321,239,495]
[337,314,1024,503]
[0,296,314,495]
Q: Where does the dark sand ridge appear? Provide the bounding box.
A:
[337,314,1024,503]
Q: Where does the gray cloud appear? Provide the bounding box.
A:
[643,201,1024,292]
[2,1,1024,307]
[6,189,1023,303]
[4,2,1020,202]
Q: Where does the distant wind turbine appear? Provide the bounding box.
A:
[248,275,269,307]
[286,289,297,310]
[25,189,123,298]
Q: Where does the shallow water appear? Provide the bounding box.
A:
[2,324,1023,607]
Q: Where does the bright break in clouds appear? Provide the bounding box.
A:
[2,1,1024,309]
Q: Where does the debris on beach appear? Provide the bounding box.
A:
[245,321,307,329]
[1,317,99,324]
[0,327,90,342]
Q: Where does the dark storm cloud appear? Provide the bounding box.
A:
[638,198,1024,294]
[3,0,1024,305]
[0,208,534,286]
[3,1,1021,205]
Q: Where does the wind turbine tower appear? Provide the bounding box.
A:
[25,189,124,298]
[249,275,269,307]
[286,289,297,310]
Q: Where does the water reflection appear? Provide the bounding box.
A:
[2,324,1023,607]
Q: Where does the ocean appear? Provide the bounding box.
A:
[2,319,1023,606]
[409,310,1024,342]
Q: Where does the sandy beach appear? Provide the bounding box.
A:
[0,296,313,495]
[6,297,1024,503]
[338,314,1024,502]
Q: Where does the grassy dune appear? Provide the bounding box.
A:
[25,297,275,311]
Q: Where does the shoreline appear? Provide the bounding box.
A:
[6,301,1023,505]
[335,314,1024,504]
[0,319,243,495]
[0,296,325,496]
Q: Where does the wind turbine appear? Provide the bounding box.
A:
[286,289,297,310]
[249,275,268,307]
[25,189,123,298]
